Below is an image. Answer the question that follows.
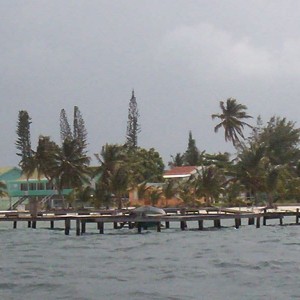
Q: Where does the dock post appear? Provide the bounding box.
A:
[198,220,204,230]
[13,221,17,229]
[248,217,255,225]
[157,222,161,232]
[28,221,31,228]
[65,218,71,235]
[81,221,86,234]
[98,222,104,234]
[214,219,221,228]
[296,209,299,224]
[137,223,142,234]
[279,216,283,226]
[76,219,81,236]
[50,220,54,229]
[165,221,170,229]
[235,218,240,229]
[113,222,118,229]
[263,216,267,226]
[32,221,36,229]
[256,216,261,228]
[180,221,186,230]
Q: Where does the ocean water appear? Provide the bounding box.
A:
[0,218,300,300]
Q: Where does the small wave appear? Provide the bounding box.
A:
[0,282,18,290]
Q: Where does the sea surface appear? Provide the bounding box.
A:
[0,217,300,300]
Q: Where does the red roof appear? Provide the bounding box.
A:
[163,166,198,178]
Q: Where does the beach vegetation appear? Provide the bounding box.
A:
[125,90,141,149]
[11,95,300,209]
[212,98,253,147]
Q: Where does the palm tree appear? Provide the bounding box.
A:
[177,179,195,206]
[212,98,253,147]
[235,144,266,205]
[168,153,184,168]
[94,144,126,208]
[162,179,178,207]
[34,136,60,180]
[193,166,226,205]
[109,165,129,209]
[53,138,91,206]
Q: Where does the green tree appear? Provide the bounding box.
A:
[184,131,199,165]
[168,153,184,168]
[259,116,300,166]
[34,136,60,180]
[177,178,195,206]
[235,144,266,204]
[193,166,226,205]
[127,147,164,186]
[212,98,253,147]
[16,110,35,178]
[162,179,178,207]
[94,144,126,207]
[60,108,72,142]
[73,106,88,150]
[54,138,91,204]
[126,90,141,149]
[109,165,129,209]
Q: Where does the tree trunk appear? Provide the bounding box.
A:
[29,197,38,217]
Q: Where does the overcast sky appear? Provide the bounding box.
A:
[1,0,300,167]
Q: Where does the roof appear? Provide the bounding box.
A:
[0,167,16,176]
[163,166,199,178]
[0,167,22,181]
[17,169,48,181]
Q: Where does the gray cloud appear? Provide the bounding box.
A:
[1,1,300,167]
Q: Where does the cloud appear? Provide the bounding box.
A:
[155,23,278,79]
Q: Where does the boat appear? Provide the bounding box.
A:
[130,206,166,229]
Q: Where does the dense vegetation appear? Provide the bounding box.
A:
[14,95,300,208]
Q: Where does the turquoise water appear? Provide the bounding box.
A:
[0,218,300,300]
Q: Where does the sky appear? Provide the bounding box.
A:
[1,0,300,167]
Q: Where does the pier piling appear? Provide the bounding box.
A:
[256,216,261,228]
[65,219,71,235]
[198,220,204,230]
[76,219,81,236]
[98,222,104,234]
[81,221,86,234]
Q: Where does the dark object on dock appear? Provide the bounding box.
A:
[130,206,166,231]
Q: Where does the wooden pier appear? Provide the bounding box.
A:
[1,208,299,235]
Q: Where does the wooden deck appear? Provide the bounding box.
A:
[0,208,299,235]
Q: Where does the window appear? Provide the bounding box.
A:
[29,183,36,190]
[37,182,44,190]
[20,183,27,191]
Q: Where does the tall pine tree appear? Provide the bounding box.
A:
[73,106,88,150]
[126,90,141,149]
[184,131,199,166]
[16,110,34,175]
[60,108,72,142]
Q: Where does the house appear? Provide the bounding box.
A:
[0,167,73,210]
[0,167,22,210]
[163,166,201,179]
[128,166,203,208]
